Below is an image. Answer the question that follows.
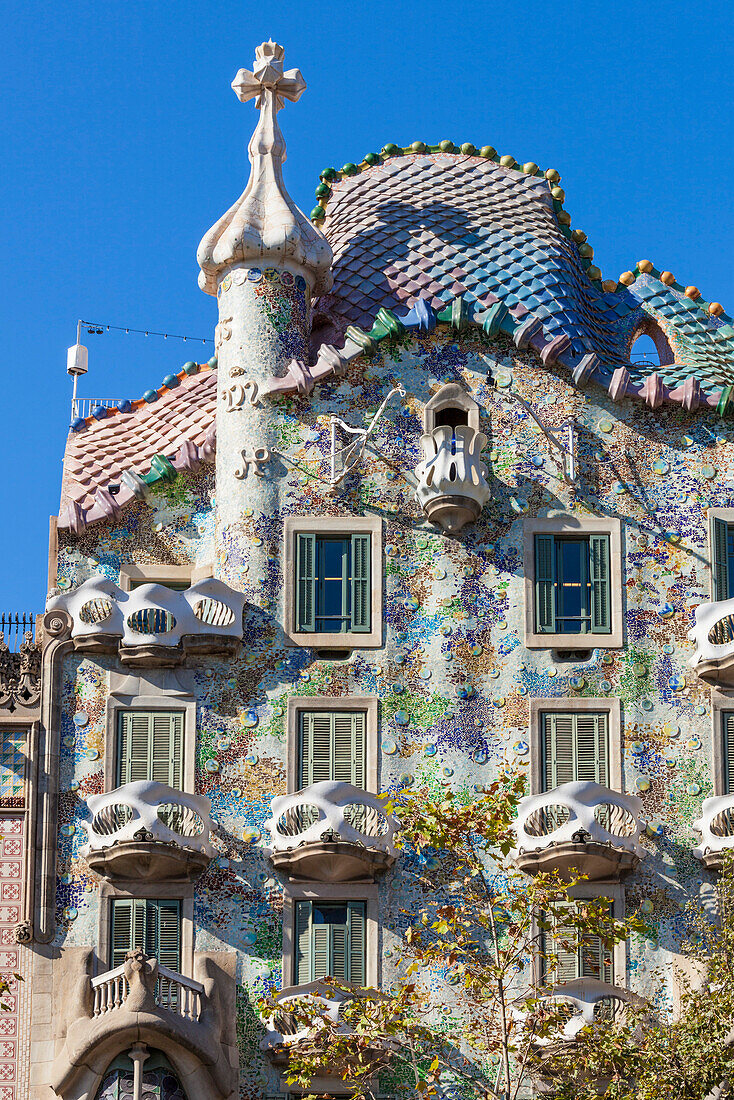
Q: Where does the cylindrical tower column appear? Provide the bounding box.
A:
[197,40,332,599]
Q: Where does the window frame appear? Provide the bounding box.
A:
[98,881,194,977]
[284,517,383,649]
[523,515,623,649]
[282,883,378,989]
[708,509,734,602]
[534,885,626,988]
[286,696,379,794]
[711,692,734,796]
[528,697,622,796]
[104,669,196,793]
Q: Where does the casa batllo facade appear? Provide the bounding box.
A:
[1,37,733,1100]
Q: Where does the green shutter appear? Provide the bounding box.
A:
[347,902,366,985]
[299,711,367,790]
[350,533,371,633]
[542,712,608,789]
[111,899,181,971]
[589,534,612,634]
[295,901,311,984]
[543,903,614,984]
[116,711,182,788]
[713,518,730,601]
[296,533,316,632]
[111,898,135,968]
[535,534,556,633]
[155,900,182,972]
[724,713,734,795]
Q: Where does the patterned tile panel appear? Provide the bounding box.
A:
[0,817,25,1100]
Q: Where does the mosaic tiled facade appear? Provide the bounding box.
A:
[15,37,734,1100]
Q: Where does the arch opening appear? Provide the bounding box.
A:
[95,1047,188,1099]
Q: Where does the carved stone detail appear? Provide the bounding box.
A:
[0,630,41,710]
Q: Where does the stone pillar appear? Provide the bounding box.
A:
[197,40,332,599]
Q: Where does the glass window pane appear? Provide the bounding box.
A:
[313,903,348,925]
[556,539,589,633]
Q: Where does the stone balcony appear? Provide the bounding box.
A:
[415,424,491,534]
[50,947,237,1100]
[687,599,734,685]
[265,780,398,882]
[80,780,213,883]
[532,978,637,1048]
[46,576,245,666]
[513,781,645,881]
[693,795,734,870]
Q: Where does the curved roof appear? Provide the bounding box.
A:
[313,145,734,392]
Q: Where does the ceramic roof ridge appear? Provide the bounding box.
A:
[618,262,730,324]
[276,294,734,417]
[69,357,218,434]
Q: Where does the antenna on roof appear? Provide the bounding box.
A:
[67,319,89,424]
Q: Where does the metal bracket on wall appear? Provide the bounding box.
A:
[329,385,407,486]
[489,380,578,485]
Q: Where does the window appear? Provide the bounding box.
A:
[540,900,614,984]
[541,711,609,789]
[116,711,182,788]
[524,517,622,649]
[722,712,734,794]
[298,710,366,789]
[535,533,610,635]
[110,898,181,970]
[296,533,370,635]
[119,565,193,592]
[712,517,734,601]
[284,517,382,648]
[295,900,366,985]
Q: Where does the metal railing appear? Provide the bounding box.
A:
[71,397,122,421]
[91,961,203,1020]
[0,614,36,651]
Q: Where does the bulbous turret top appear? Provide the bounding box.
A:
[197,40,333,297]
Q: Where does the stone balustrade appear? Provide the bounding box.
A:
[693,794,734,870]
[92,956,203,1021]
[513,780,645,880]
[46,576,245,664]
[265,780,398,881]
[415,424,491,533]
[81,780,213,882]
[687,598,734,685]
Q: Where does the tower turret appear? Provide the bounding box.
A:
[197,40,333,596]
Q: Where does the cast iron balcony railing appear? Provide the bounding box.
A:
[687,598,734,686]
[0,614,40,711]
[80,780,213,882]
[265,780,398,882]
[46,576,245,665]
[415,424,491,534]
[532,978,637,1047]
[693,794,734,870]
[513,781,645,881]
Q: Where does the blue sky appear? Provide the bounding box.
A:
[1,0,732,613]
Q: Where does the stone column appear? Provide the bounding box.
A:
[197,40,332,600]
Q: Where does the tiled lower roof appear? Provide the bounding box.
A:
[59,364,217,532]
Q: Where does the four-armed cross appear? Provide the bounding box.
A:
[231,39,306,111]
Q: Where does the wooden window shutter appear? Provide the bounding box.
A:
[117,712,182,788]
[151,713,182,788]
[713,518,730,601]
[296,533,317,632]
[350,533,371,632]
[111,898,148,968]
[575,712,609,786]
[299,711,366,789]
[333,712,366,788]
[589,534,612,634]
[347,902,366,985]
[295,902,311,984]
[724,712,734,795]
[542,713,576,790]
[535,534,556,633]
[299,712,333,788]
[154,900,182,973]
[543,902,614,984]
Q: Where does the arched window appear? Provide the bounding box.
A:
[630,333,661,367]
[629,319,673,368]
[95,1048,187,1099]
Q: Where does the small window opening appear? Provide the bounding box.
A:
[434,407,469,430]
[316,648,353,662]
[630,334,661,367]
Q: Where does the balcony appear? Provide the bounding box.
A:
[50,947,238,1100]
[693,795,734,870]
[80,780,213,883]
[46,576,245,665]
[265,780,398,882]
[415,425,491,534]
[532,978,637,1048]
[513,781,645,881]
[687,599,734,685]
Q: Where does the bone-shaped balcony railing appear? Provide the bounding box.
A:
[260,980,355,1051]
[533,978,635,1045]
[46,575,245,650]
[266,781,397,853]
[81,780,213,857]
[687,599,734,683]
[513,781,645,880]
[693,794,734,866]
[415,425,491,533]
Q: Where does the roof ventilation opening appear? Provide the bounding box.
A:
[630,320,673,369]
